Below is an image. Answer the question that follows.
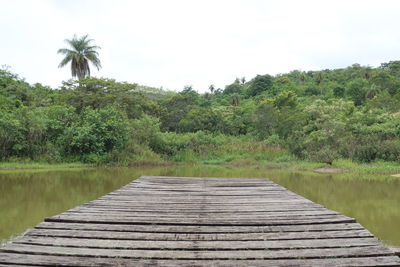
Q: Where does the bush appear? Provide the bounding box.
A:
[307,146,340,165]
[65,106,129,157]
[377,140,400,161]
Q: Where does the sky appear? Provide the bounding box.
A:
[1,0,400,92]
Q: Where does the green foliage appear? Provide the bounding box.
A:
[251,91,302,141]
[60,77,151,118]
[247,74,273,97]
[179,107,220,132]
[273,90,298,109]
[2,59,400,166]
[346,78,368,105]
[223,80,243,95]
[159,92,199,132]
[151,131,221,158]
[130,114,162,146]
[304,85,321,96]
[333,86,345,97]
[0,110,26,158]
[367,91,400,112]
[252,99,279,139]
[0,67,32,108]
[66,106,129,157]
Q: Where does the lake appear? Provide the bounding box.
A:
[1,164,399,246]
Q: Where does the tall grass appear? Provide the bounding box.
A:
[334,159,400,175]
[0,162,88,170]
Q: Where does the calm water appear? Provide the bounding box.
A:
[1,165,399,246]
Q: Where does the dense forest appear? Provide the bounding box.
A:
[1,61,400,165]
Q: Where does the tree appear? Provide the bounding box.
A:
[247,74,273,97]
[209,84,215,94]
[59,77,151,118]
[346,78,368,105]
[333,86,345,97]
[160,92,199,132]
[273,90,298,109]
[223,79,243,95]
[66,106,129,156]
[252,99,279,139]
[179,107,220,132]
[58,34,101,79]
[316,73,324,84]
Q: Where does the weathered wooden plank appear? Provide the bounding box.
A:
[96,188,299,193]
[98,192,304,197]
[35,221,366,233]
[44,217,356,225]
[78,206,326,212]
[25,228,373,240]
[15,236,381,250]
[112,186,287,190]
[85,202,321,208]
[0,264,39,267]
[390,246,400,256]
[73,206,330,212]
[107,189,293,193]
[65,208,340,216]
[138,176,269,182]
[0,244,394,259]
[50,212,348,218]
[45,214,355,226]
[1,253,399,267]
[62,210,341,217]
[92,198,311,203]
[117,189,292,193]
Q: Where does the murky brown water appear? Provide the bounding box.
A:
[1,165,399,246]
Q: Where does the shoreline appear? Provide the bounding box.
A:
[1,159,399,180]
[0,161,177,171]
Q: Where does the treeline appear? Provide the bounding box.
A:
[1,61,400,165]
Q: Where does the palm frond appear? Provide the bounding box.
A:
[86,45,101,51]
[57,48,74,55]
[58,54,73,68]
[58,34,101,79]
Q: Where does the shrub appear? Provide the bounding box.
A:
[65,106,129,157]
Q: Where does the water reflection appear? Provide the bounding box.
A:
[0,165,399,246]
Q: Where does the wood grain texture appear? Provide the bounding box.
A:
[1,176,399,266]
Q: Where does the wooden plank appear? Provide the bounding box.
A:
[61,210,341,217]
[72,206,331,212]
[25,228,373,240]
[15,236,381,250]
[0,264,39,267]
[0,244,394,259]
[35,221,366,233]
[49,213,349,219]
[44,215,356,225]
[89,199,311,203]
[83,202,322,208]
[1,253,399,267]
[64,209,340,216]
[390,246,400,256]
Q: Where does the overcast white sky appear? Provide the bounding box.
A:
[1,0,400,92]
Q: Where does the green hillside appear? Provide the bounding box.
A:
[1,61,400,166]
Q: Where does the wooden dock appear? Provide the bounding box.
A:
[0,176,399,266]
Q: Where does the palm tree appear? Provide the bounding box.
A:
[365,84,380,99]
[58,34,101,79]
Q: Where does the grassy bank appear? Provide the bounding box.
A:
[333,159,400,175]
[2,151,399,181]
[222,158,400,180]
[1,134,399,179]
[0,162,89,170]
